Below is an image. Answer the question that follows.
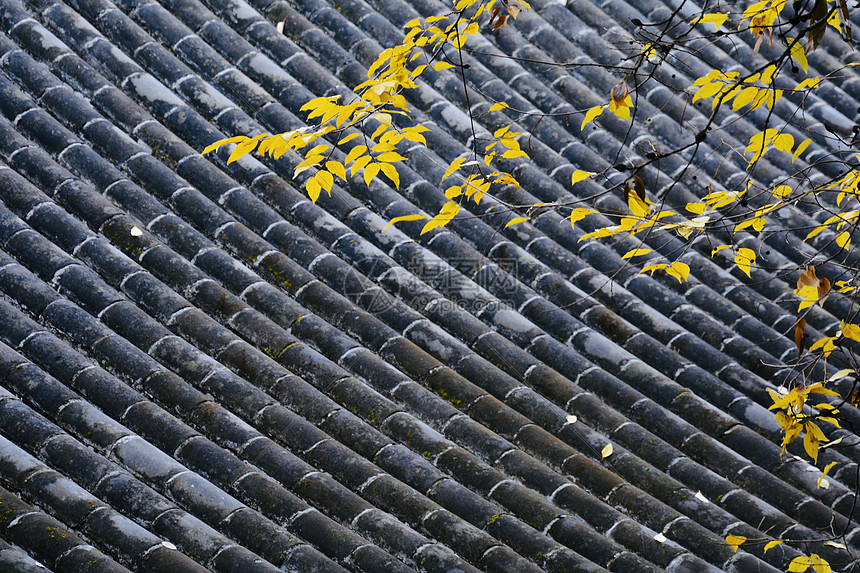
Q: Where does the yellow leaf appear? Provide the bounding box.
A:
[818,461,839,489]
[493,173,519,187]
[642,43,657,60]
[608,94,632,120]
[433,61,455,71]
[364,162,381,186]
[501,149,529,159]
[305,143,330,157]
[711,245,732,256]
[732,86,758,110]
[569,207,595,228]
[346,145,368,165]
[371,124,388,141]
[294,155,324,177]
[300,94,340,112]
[796,77,821,90]
[316,170,334,194]
[373,112,393,126]
[351,155,372,176]
[379,163,400,188]
[383,213,428,230]
[668,261,690,282]
[306,176,322,203]
[686,202,706,214]
[828,8,841,33]
[581,105,605,131]
[725,535,747,552]
[796,284,821,311]
[843,323,860,342]
[692,12,730,31]
[202,135,248,155]
[788,38,808,73]
[326,161,346,180]
[836,231,851,250]
[804,428,820,463]
[761,64,777,84]
[571,170,595,186]
[772,133,794,154]
[228,133,269,164]
[693,81,723,102]
[717,84,742,108]
[793,138,812,162]
[830,368,855,381]
[622,248,653,259]
[259,134,285,158]
[377,151,408,163]
[378,130,405,146]
[402,126,429,145]
[766,88,783,110]
[806,220,833,241]
[373,141,397,153]
[494,125,511,138]
[628,194,651,219]
[750,89,770,110]
[734,217,766,233]
[811,554,831,573]
[693,69,720,87]
[505,216,530,228]
[421,201,460,235]
[788,556,811,572]
[772,184,792,198]
[641,263,668,275]
[443,157,467,181]
[763,540,783,552]
[601,444,613,459]
[734,248,756,278]
[489,102,510,112]
[810,335,837,356]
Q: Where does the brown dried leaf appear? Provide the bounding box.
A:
[818,276,831,302]
[851,386,860,407]
[795,317,807,355]
[611,81,630,107]
[493,13,508,29]
[808,0,828,51]
[488,6,501,27]
[752,34,764,59]
[632,175,646,201]
[797,265,819,290]
[507,3,521,18]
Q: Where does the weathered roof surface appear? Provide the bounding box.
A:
[0,0,858,570]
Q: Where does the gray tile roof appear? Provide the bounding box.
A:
[0,0,858,569]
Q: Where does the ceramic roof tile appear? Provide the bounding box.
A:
[0,0,859,568]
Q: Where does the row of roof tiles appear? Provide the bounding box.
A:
[0,0,858,569]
